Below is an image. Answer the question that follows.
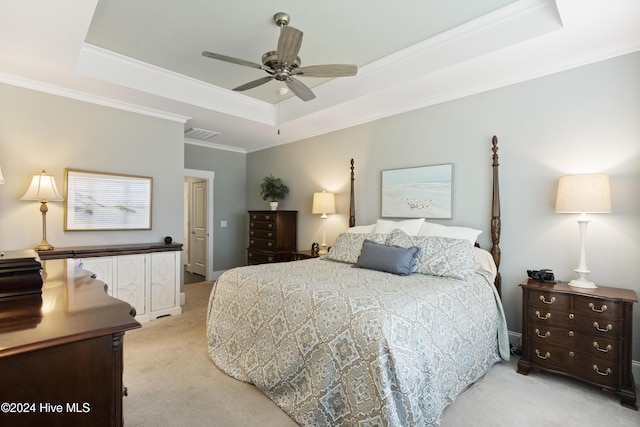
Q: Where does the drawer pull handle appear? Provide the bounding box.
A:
[568,331,574,337]
[268,232,273,237]
[588,303,607,313]
[250,240,255,245]
[268,224,273,228]
[535,329,550,339]
[569,351,574,357]
[593,322,612,332]
[535,311,551,320]
[568,313,574,320]
[593,365,612,376]
[593,342,612,353]
[539,296,556,304]
[267,256,274,262]
[268,242,273,247]
[535,349,551,360]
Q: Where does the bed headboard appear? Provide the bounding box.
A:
[347,136,502,296]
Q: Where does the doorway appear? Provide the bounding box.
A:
[183,169,215,282]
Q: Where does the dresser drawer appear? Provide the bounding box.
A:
[249,212,277,222]
[247,250,294,264]
[249,220,277,231]
[249,238,276,250]
[249,229,275,240]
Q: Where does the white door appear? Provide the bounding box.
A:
[190,179,207,276]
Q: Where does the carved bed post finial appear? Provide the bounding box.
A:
[491,136,502,296]
[349,159,356,228]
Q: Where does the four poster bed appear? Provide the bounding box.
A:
[206,136,508,426]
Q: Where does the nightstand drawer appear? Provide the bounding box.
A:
[528,343,620,388]
[572,296,623,319]
[527,289,570,310]
[528,324,619,361]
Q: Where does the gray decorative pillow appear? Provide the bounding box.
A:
[387,229,476,280]
[354,240,419,276]
[325,233,389,264]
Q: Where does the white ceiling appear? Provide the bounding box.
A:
[1,0,639,153]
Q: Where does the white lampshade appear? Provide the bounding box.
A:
[555,174,611,214]
[21,171,64,202]
[312,191,336,215]
[0,164,4,184]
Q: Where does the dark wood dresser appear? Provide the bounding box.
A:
[517,279,637,409]
[0,259,141,426]
[247,210,297,265]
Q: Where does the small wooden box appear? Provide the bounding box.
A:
[0,250,43,298]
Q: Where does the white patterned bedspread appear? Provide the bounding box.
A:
[206,258,509,426]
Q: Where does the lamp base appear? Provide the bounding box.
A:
[35,240,55,251]
[568,276,597,289]
[318,243,328,255]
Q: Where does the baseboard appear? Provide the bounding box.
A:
[507,330,640,387]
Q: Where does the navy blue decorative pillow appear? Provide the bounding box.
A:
[354,240,419,275]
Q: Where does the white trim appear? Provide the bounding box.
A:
[76,43,276,126]
[183,169,215,282]
[0,72,190,124]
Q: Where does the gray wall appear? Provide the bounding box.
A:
[0,83,184,252]
[248,52,640,360]
[184,143,247,272]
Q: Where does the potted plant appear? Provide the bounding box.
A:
[260,175,290,210]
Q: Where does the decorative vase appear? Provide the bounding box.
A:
[269,201,278,211]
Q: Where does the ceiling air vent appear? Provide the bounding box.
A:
[184,127,220,141]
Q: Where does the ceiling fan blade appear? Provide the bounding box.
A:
[202,51,266,70]
[277,26,303,67]
[285,77,315,102]
[233,76,274,92]
[294,64,358,78]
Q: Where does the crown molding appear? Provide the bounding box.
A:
[76,43,276,126]
[0,72,190,124]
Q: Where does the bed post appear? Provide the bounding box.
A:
[491,136,502,297]
[349,159,356,227]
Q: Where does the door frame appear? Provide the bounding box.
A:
[184,168,215,282]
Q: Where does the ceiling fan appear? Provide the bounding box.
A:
[202,12,358,102]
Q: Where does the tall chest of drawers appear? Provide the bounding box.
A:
[517,280,637,409]
[247,210,297,265]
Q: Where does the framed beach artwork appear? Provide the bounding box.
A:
[381,164,452,218]
[64,169,152,231]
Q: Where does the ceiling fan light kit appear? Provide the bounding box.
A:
[202,12,357,102]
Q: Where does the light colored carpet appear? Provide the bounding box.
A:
[123,281,640,426]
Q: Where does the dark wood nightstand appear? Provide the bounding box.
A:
[517,279,637,409]
[293,250,321,261]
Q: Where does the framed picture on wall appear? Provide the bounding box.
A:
[381,163,452,218]
[64,169,153,230]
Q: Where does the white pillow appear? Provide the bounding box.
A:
[473,247,497,283]
[418,221,482,245]
[374,218,425,235]
[346,224,376,233]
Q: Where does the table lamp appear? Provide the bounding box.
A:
[21,170,64,251]
[555,173,611,288]
[312,191,335,255]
